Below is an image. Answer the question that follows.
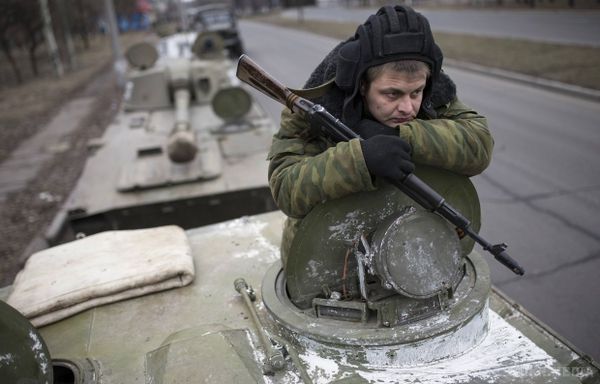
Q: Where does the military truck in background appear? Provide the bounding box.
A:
[152,2,244,56]
[42,32,277,247]
[187,4,245,58]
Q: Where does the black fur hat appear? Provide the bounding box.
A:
[335,5,444,125]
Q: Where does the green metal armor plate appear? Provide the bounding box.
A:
[286,165,480,308]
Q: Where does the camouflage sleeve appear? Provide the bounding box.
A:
[268,108,376,219]
[399,98,493,176]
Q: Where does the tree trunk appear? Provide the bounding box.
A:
[28,43,39,76]
[57,0,77,69]
[1,39,22,84]
[39,0,64,77]
[77,0,90,49]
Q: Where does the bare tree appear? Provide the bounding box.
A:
[73,0,106,48]
[0,0,138,84]
[76,0,89,48]
[13,0,44,77]
[0,1,22,83]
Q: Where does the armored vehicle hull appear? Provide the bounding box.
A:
[2,211,598,383]
[45,88,276,244]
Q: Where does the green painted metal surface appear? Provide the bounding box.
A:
[286,166,480,309]
[0,301,53,384]
[21,211,596,383]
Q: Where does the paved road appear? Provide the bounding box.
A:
[240,20,600,362]
[281,6,600,46]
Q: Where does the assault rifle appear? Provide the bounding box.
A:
[236,54,525,276]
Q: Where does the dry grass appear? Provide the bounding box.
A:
[247,14,600,90]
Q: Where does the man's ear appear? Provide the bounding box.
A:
[360,80,366,96]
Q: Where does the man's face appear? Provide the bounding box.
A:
[361,68,427,128]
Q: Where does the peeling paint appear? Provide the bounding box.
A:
[307,260,320,279]
[28,329,49,376]
[302,348,342,381]
[296,305,487,372]
[327,210,365,242]
[0,353,15,366]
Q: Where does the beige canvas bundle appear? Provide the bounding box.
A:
[7,225,195,327]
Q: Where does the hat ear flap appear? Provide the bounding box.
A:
[336,22,376,92]
[335,38,361,92]
[431,38,444,80]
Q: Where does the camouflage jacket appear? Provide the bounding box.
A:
[269,95,493,267]
[268,43,494,266]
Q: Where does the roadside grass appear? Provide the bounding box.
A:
[245,14,600,91]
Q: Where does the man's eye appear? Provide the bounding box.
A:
[411,90,423,98]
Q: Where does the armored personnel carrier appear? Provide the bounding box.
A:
[1,180,599,383]
[44,32,277,246]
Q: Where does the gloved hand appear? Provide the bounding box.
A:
[354,119,398,139]
[360,135,414,183]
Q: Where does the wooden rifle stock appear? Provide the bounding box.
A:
[236,55,308,116]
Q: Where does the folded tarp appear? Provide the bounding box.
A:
[7,225,195,327]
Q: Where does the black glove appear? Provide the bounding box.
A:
[354,119,398,139]
[360,135,414,183]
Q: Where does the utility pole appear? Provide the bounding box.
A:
[39,0,64,77]
[177,0,188,31]
[103,0,126,86]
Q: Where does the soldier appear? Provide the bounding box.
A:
[268,5,494,268]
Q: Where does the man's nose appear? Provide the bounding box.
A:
[395,96,412,113]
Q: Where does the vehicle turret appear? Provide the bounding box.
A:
[123,33,242,164]
[259,169,493,370]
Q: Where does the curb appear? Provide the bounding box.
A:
[445,59,600,102]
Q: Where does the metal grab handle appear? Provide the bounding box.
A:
[234,278,285,374]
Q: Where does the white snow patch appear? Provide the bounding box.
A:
[356,310,561,383]
[28,330,49,375]
[0,354,15,365]
[216,217,280,262]
[327,211,364,242]
[301,348,343,383]
[289,307,567,383]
